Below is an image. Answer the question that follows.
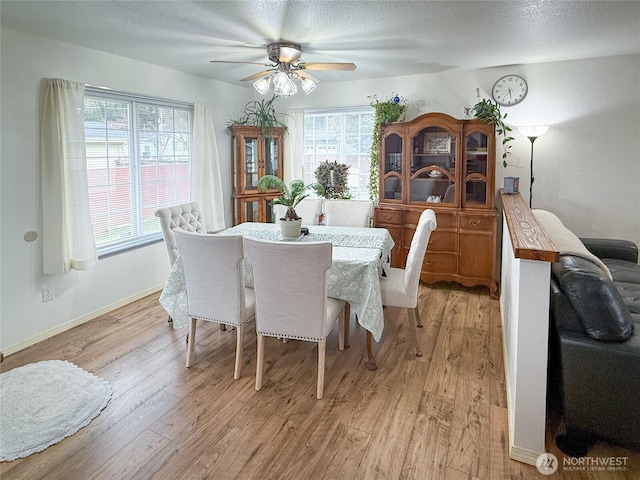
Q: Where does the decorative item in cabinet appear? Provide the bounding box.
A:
[229,125,284,224]
[375,112,498,296]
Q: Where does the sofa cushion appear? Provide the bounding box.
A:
[602,258,640,284]
[552,256,635,341]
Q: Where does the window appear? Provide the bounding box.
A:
[303,108,374,200]
[84,89,193,256]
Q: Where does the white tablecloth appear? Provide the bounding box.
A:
[159,223,394,342]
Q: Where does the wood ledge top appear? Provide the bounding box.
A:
[500,190,559,262]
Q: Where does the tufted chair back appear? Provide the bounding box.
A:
[154,202,206,267]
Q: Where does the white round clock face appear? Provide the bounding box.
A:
[492,75,528,106]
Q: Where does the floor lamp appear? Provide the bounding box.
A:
[517,125,549,208]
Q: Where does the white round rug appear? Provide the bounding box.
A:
[0,359,112,462]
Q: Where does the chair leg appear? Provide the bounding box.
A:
[185,318,197,367]
[234,325,244,380]
[344,303,351,349]
[255,334,265,391]
[338,308,345,351]
[220,324,226,331]
[414,306,423,328]
[167,315,173,323]
[408,308,423,357]
[317,340,326,399]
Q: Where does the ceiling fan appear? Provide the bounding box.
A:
[210,42,356,95]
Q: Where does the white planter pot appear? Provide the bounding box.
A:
[280,218,302,239]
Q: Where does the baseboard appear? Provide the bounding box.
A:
[1,285,164,357]
[509,444,545,466]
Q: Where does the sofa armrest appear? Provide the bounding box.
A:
[579,237,638,263]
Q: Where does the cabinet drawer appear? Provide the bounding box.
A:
[405,210,456,229]
[375,208,403,225]
[459,215,493,231]
[427,231,457,253]
[422,252,457,274]
[406,229,456,253]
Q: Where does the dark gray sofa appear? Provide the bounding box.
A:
[548,237,640,455]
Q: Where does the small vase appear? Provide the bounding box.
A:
[280,219,302,239]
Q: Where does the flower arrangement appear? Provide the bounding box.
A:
[368,93,408,201]
[314,160,352,199]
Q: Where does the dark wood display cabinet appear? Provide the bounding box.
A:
[229,125,284,225]
[374,112,498,296]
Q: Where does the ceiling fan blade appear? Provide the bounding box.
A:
[210,60,272,66]
[240,69,276,82]
[302,62,357,71]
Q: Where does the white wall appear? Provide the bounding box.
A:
[2,26,639,353]
[0,28,252,353]
[280,55,640,245]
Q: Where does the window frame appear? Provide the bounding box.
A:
[303,106,374,200]
[84,87,194,257]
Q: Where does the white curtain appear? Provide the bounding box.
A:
[41,78,98,273]
[283,108,305,183]
[192,102,226,232]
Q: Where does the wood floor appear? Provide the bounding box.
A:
[1,283,638,479]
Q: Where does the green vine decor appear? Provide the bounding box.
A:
[368,93,407,201]
[473,97,514,167]
[314,160,352,199]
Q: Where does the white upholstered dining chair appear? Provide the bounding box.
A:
[173,230,255,379]
[243,237,346,399]
[273,198,323,225]
[154,202,206,267]
[380,208,437,357]
[323,199,373,227]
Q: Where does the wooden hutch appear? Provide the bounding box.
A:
[229,125,284,225]
[374,112,498,296]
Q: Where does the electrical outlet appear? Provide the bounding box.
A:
[42,286,55,302]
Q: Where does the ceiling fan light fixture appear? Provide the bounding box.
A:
[272,71,297,97]
[299,76,317,95]
[253,76,271,95]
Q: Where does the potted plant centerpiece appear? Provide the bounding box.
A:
[257,175,324,239]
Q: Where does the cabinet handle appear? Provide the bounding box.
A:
[469,220,481,226]
[383,214,393,220]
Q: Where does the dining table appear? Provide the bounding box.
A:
[159,222,394,370]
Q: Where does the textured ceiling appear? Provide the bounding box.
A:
[2,0,639,88]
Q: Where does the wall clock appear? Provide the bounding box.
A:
[492,75,528,106]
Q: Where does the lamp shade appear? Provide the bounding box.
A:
[272,72,297,96]
[253,76,271,95]
[518,125,549,138]
[299,76,317,95]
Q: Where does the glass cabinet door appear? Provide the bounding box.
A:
[463,130,489,206]
[243,198,260,223]
[263,136,280,178]
[409,126,456,204]
[382,133,403,200]
[244,136,259,190]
